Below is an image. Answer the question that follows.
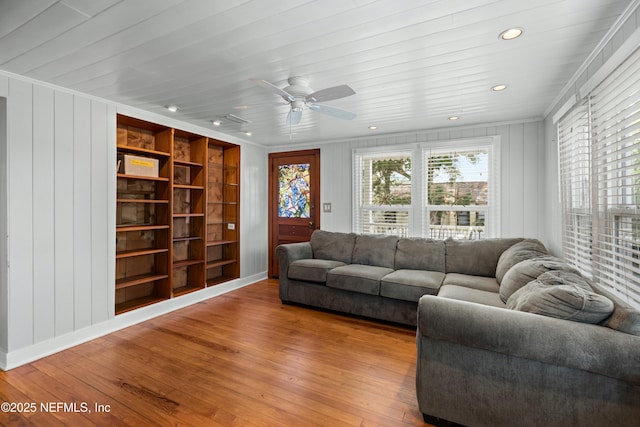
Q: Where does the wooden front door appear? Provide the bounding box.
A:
[268,149,320,278]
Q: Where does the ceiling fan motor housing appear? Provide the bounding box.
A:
[283,76,314,101]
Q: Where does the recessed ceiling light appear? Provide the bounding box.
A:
[368,125,378,130]
[499,28,523,40]
[448,116,460,121]
[211,120,222,126]
[491,84,508,91]
[165,105,179,112]
[244,131,252,136]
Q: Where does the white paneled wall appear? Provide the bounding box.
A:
[0,83,7,354]
[0,74,268,369]
[275,120,544,240]
[2,76,115,355]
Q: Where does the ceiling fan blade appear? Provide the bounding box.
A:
[287,109,302,125]
[308,104,356,120]
[250,79,295,102]
[305,85,355,103]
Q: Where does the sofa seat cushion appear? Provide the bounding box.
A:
[437,284,506,308]
[380,270,445,302]
[507,271,615,323]
[288,259,346,283]
[442,273,500,293]
[326,264,394,295]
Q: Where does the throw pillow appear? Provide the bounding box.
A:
[507,271,614,323]
[495,239,548,284]
[499,255,578,303]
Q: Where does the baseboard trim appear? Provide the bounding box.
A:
[0,272,267,371]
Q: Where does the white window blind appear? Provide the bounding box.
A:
[424,147,492,240]
[353,150,412,236]
[558,100,593,276]
[590,47,640,307]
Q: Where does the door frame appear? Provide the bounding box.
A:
[268,149,321,278]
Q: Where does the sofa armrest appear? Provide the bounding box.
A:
[276,242,313,276]
[417,295,640,384]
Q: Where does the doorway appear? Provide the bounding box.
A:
[268,149,320,278]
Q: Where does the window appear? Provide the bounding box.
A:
[424,147,494,240]
[353,149,412,236]
[353,138,499,239]
[558,47,640,309]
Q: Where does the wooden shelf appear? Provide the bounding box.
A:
[206,259,237,269]
[117,173,169,182]
[116,248,168,259]
[117,198,169,204]
[207,276,236,286]
[174,159,203,167]
[117,144,170,157]
[116,224,170,232]
[174,184,204,190]
[116,273,169,290]
[115,296,167,314]
[173,236,203,242]
[207,239,237,247]
[172,285,204,297]
[173,259,205,268]
[173,212,204,218]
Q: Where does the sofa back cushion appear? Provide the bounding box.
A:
[445,238,523,277]
[310,230,356,264]
[506,270,615,324]
[352,234,399,268]
[395,238,445,272]
[499,256,579,303]
[496,239,548,284]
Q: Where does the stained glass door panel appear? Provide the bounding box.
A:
[278,163,311,218]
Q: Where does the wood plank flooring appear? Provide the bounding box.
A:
[0,279,430,426]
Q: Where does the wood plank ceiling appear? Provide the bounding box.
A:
[0,0,632,146]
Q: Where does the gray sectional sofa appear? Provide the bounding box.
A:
[276,230,530,325]
[277,230,640,426]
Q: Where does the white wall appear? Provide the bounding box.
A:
[0,92,7,354]
[0,73,268,370]
[541,3,640,255]
[271,120,545,241]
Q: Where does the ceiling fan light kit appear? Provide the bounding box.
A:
[251,76,357,127]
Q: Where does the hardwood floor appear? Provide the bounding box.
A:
[0,279,430,426]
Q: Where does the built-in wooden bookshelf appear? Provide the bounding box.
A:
[115,115,240,314]
[206,142,240,285]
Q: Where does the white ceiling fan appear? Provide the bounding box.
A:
[251,76,357,125]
